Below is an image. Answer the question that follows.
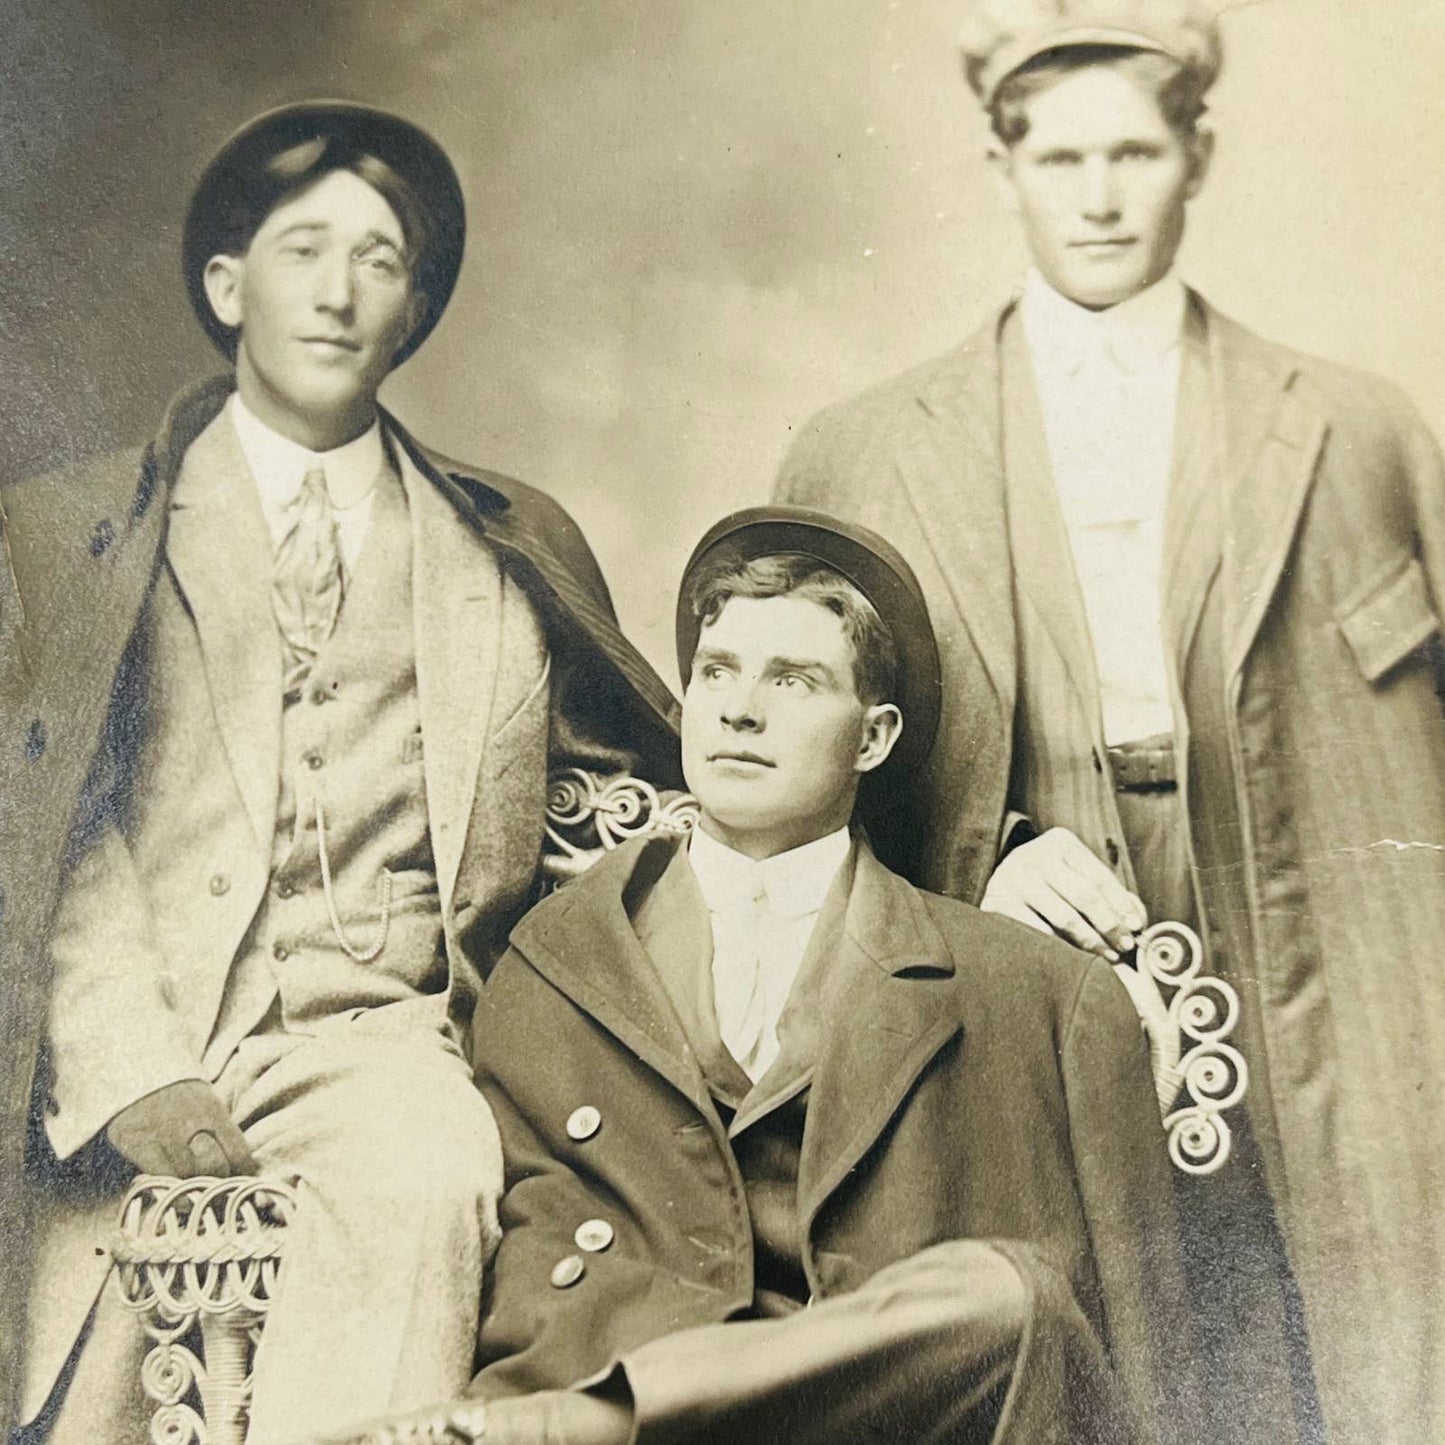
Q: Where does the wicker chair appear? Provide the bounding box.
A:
[107,769,1244,1443]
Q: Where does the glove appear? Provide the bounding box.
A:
[106,1079,259,1178]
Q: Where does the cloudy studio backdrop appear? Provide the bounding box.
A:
[4,0,1443,679]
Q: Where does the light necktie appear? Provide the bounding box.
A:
[272,462,345,692]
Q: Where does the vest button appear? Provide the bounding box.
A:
[209,873,230,897]
[566,1106,601,1142]
[273,943,290,962]
[304,751,324,771]
[1106,838,1121,867]
[311,685,329,705]
[574,1219,614,1253]
[549,1254,586,1289]
[276,880,297,900]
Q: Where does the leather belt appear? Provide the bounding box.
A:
[1106,736,1178,793]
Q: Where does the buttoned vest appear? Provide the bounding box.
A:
[1002,307,1218,920]
[635,843,855,1315]
[206,458,446,1063]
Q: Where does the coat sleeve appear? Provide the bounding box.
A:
[44,818,205,1159]
[495,483,683,810]
[1060,962,1207,1445]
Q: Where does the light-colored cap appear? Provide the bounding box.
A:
[959,0,1254,106]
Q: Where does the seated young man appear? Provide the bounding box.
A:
[316,508,1203,1445]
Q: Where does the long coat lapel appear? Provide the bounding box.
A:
[1207,304,1328,685]
[998,311,1106,732]
[797,844,961,1233]
[1161,301,1222,674]
[393,433,502,912]
[164,410,282,853]
[906,319,1019,719]
[507,837,715,1116]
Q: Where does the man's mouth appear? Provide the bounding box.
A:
[300,336,362,352]
[708,751,775,768]
[1070,238,1136,252]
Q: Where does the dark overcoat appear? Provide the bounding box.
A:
[470,833,1202,1444]
[773,295,1445,1444]
[0,376,681,1433]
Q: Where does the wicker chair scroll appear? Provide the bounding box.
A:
[1110,921,1249,1175]
[110,1174,295,1445]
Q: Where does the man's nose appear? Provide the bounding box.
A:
[315,253,356,315]
[1080,157,1121,223]
[719,678,765,731]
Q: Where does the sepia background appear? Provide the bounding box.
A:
[3,0,1443,683]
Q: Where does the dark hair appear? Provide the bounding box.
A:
[989,45,1210,147]
[688,552,900,707]
[208,134,434,273]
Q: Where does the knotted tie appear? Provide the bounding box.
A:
[272,462,345,692]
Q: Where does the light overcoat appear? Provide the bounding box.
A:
[774,293,1445,1444]
[0,376,681,1432]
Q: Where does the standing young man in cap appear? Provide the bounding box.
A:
[1,102,678,1443]
[774,4,1445,1441]
[312,505,1203,1445]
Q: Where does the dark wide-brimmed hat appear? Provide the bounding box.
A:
[182,100,465,365]
[676,506,943,775]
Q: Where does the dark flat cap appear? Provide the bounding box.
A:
[676,506,943,774]
[183,100,465,365]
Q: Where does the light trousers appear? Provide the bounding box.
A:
[41,1012,503,1445]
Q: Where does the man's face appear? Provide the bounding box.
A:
[993,62,1210,309]
[203,168,421,446]
[681,594,900,860]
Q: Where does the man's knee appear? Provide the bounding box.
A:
[864,1239,1033,1360]
[251,1042,504,1231]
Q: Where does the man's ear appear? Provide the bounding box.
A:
[397,288,428,355]
[1184,126,1215,200]
[855,703,904,776]
[986,140,1021,214]
[203,254,245,330]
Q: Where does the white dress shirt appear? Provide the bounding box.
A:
[1020,268,1186,744]
[229,394,383,574]
[688,824,852,1083]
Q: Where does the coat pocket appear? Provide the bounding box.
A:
[1335,553,1439,683]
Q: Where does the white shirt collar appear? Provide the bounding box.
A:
[689,824,851,922]
[228,392,385,512]
[1020,267,1186,377]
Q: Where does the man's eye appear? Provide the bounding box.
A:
[285,244,318,258]
[700,664,727,684]
[775,673,809,691]
[1038,152,1080,168]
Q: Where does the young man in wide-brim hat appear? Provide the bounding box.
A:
[774,4,1445,1440]
[1,101,679,1442]
[314,506,1204,1445]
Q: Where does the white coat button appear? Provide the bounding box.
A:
[574,1219,614,1253]
[566,1106,601,1141]
[550,1254,586,1289]
[209,873,230,896]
